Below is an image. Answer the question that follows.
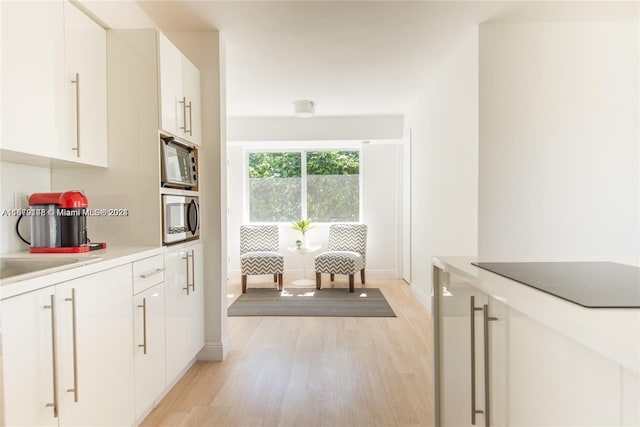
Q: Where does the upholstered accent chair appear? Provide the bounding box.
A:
[240,225,284,293]
[314,224,368,292]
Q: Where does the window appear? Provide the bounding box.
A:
[247,150,360,223]
[248,152,301,222]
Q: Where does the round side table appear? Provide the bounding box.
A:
[287,244,322,286]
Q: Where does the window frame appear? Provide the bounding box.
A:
[242,141,363,224]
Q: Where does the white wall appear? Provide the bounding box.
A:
[405,29,480,310]
[361,142,403,278]
[228,115,403,142]
[226,140,402,281]
[0,162,51,254]
[478,21,640,264]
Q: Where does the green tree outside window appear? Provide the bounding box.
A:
[247,150,359,222]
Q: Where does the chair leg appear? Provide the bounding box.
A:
[242,274,247,293]
[316,272,321,290]
[349,274,354,292]
[278,273,283,291]
[330,273,335,282]
[361,269,365,285]
[273,274,278,283]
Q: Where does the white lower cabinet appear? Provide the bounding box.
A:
[437,272,501,427]
[164,242,204,385]
[55,265,135,426]
[133,283,166,421]
[132,254,166,421]
[2,287,59,427]
[435,266,636,427]
[1,264,135,427]
[506,306,623,426]
[2,248,207,426]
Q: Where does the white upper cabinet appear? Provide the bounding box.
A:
[158,33,183,140]
[0,0,107,166]
[61,1,107,167]
[1,0,65,159]
[158,33,201,146]
[181,57,202,146]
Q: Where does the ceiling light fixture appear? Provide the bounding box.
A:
[294,100,315,118]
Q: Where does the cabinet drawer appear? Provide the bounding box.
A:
[133,255,165,294]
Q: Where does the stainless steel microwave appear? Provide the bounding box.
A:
[160,135,198,189]
[162,195,200,244]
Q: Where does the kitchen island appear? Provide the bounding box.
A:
[432,256,639,427]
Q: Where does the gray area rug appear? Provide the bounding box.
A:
[228,287,396,317]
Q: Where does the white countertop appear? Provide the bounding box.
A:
[432,256,640,374]
[1,246,165,300]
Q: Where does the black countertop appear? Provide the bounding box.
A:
[472,261,640,308]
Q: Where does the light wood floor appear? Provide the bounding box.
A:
[141,276,435,427]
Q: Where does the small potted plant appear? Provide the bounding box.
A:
[291,219,314,249]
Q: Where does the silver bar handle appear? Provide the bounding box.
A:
[186,100,193,136]
[138,298,147,354]
[71,73,80,157]
[182,253,190,295]
[140,268,164,279]
[179,97,187,133]
[483,304,498,427]
[470,296,483,425]
[189,249,195,292]
[65,289,79,402]
[44,295,59,418]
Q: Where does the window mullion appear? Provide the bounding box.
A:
[301,150,308,219]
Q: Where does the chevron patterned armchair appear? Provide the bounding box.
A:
[314,224,368,293]
[240,225,284,293]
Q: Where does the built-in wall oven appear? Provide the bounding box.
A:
[162,195,200,244]
[160,135,198,190]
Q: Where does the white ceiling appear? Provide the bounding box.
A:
[86,1,637,118]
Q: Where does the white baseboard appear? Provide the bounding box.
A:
[410,281,432,315]
[197,337,229,362]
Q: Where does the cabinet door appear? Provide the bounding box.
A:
[487,297,507,427]
[158,32,183,138]
[164,247,191,383]
[56,265,135,427]
[1,0,64,158]
[1,288,58,427]
[506,305,622,426]
[181,57,201,146]
[187,243,205,357]
[134,283,166,420]
[157,32,201,146]
[62,1,107,167]
[437,271,489,427]
[165,243,204,384]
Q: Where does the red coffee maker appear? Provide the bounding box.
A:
[28,191,92,253]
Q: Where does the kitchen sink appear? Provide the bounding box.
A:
[0,256,102,281]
